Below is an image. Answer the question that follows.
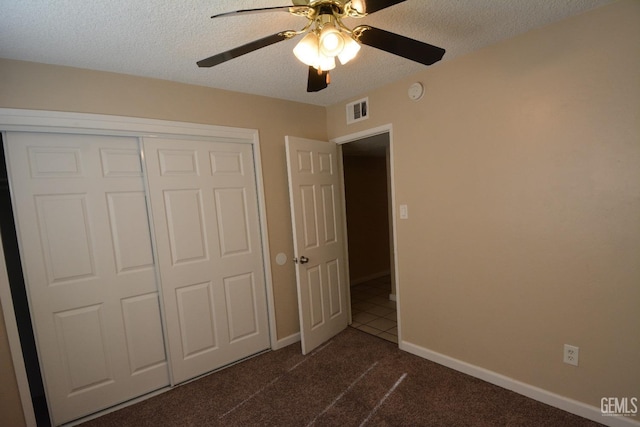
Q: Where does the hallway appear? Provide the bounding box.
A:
[349,275,398,343]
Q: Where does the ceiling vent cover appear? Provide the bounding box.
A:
[346,97,369,124]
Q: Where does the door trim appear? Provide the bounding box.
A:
[0,108,278,425]
[331,124,400,341]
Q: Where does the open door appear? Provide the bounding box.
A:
[285,136,349,354]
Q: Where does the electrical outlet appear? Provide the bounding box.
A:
[563,344,579,366]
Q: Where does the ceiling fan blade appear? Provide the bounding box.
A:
[212,5,310,19]
[352,0,407,15]
[307,66,329,92]
[197,32,294,68]
[354,26,445,66]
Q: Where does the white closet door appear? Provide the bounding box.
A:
[5,132,169,425]
[143,138,270,384]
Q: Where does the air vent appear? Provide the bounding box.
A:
[346,97,369,124]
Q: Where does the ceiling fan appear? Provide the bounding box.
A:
[197,0,445,93]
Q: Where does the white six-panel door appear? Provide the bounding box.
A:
[285,136,349,354]
[5,132,170,425]
[143,138,270,384]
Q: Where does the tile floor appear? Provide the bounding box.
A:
[350,275,398,343]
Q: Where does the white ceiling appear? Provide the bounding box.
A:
[1,0,613,107]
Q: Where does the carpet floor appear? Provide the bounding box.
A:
[79,327,603,426]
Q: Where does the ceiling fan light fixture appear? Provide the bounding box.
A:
[316,52,336,71]
[293,32,320,66]
[319,23,345,57]
[337,35,361,65]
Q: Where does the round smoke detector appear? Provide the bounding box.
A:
[408,82,425,101]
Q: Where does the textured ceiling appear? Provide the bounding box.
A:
[1,0,613,106]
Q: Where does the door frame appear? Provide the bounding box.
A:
[331,124,400,338]
[0,108,278,425]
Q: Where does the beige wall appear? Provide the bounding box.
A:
[343,155,391,283]
[328,0,639,409]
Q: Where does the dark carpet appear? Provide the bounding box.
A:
[80,327,603,426]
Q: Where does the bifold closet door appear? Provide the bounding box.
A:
[143,138,270,384]
[4,132,169,425]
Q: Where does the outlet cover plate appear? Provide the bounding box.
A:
[563,344,579,366]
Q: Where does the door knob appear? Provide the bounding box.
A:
[294,256,309,264]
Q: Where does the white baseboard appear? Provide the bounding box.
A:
[272,332,301,350]
[400,340,639,427]
[388,293,396,302]
[350,270,391,286]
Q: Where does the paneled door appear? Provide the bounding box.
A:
[285,136,348,354]
[143,138,270,384]
[4,132,169,425]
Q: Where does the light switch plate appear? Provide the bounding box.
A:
[399,204,408,219]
